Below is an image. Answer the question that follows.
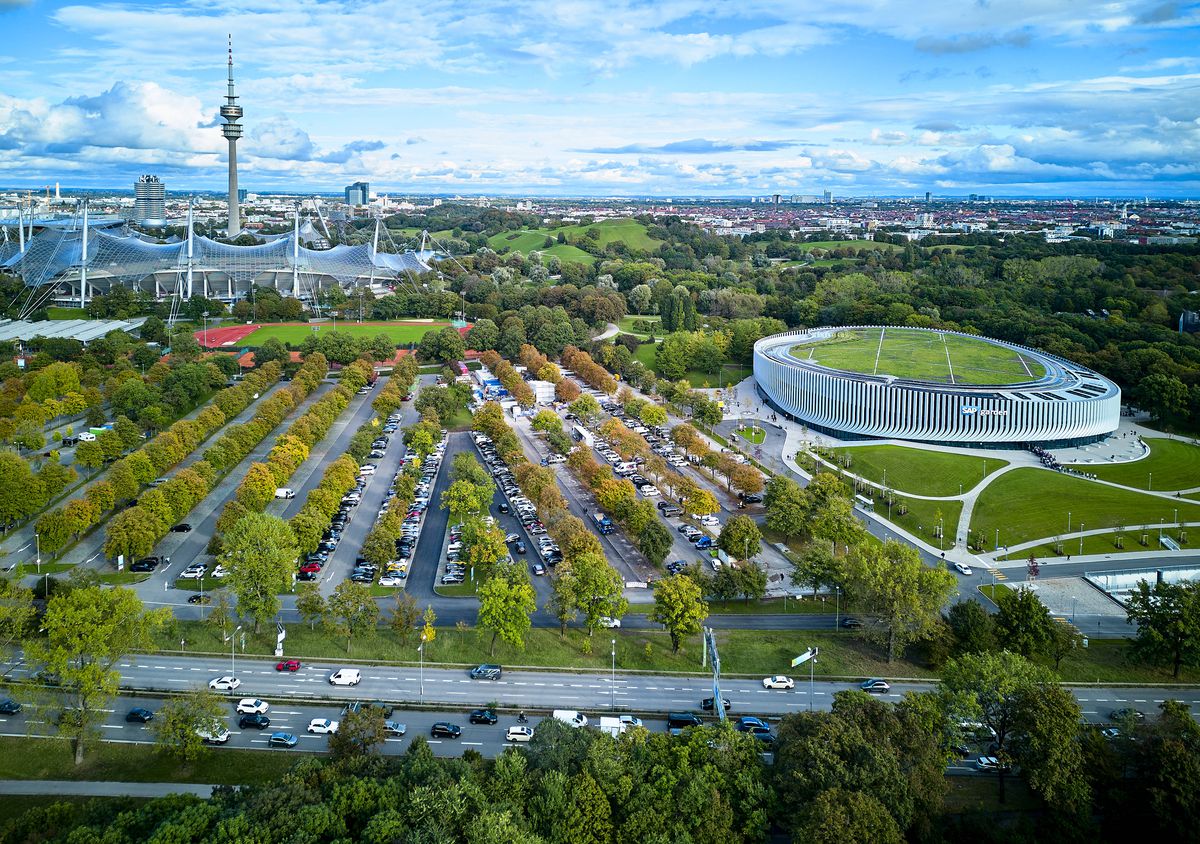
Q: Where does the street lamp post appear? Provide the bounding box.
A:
[1068,511,1072,534]
[202,311,209,350]
[226,625,242,677]
[35,532,41,576]
[610,639,616,710]
[938,517,944,550]
[1079,523,1085,555]
[995,528,999,553]
[835,587,840,628]
[1149,472,1152,491]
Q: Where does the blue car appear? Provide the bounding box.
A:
[696,536,714,549]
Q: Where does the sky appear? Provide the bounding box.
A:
[0,0,1198,197]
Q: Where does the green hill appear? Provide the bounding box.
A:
[488,218,663,261]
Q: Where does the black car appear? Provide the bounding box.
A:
[187,594,210,604]
[841,617,863,629]
[1109,708,1145,722]
[297,571,318,582]
[431,722,462,738]
[0,698,20,715]
[469,709,498,725]
[702,697,732,712]
[514,541,527,555]
[125,707,154,723]
[469,664,502,680]
[130,560,157,572]
[738,493,763,504]
[170,523,192,533]
[667,712,703,729]
[498,503,510,514]
[239,713,271,730]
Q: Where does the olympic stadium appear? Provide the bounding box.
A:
[753,326,1121,447]
[0,213,432,312]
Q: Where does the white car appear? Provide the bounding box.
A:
[597,616,621,629]
[954,562,973,575]
[178,567,206,580]
[619,715,643,728]
[196,725,231,744]
[208,676,241,691]
[762,675,795,690]
[639,486,661,497]
[211,565,229,579]
[505,725,535,742]
[378,575,404,587]
[699,516,720,527]
[307,718,339,734]
[359,465,376,476]
[235,698,269,715]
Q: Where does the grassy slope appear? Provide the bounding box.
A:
[241,322,448,346]
[489,219,663,255]
[970,467,1200,546]
[798,240,902,252]
[1082,437,1200,491]
[632,340,751,388]
[829,445,1008,497]
[46,307,89,320]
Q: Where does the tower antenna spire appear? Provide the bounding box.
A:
[221,34,244,238]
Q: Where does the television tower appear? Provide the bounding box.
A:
[220,35,243,238]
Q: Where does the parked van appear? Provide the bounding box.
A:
[77,431,96,442]
[328,668,362,686]
[275,488,295,499]
[598,716,626,737]
[614,462,637,476]
[553,709,589,728]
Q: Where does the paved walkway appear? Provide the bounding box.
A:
[0,780,218,798]
[593,322,619,341]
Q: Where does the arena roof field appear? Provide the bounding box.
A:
[790,327,1046,386]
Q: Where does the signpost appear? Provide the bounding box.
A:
[792,647,819,711]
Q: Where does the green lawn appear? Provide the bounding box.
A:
[798,240,902,252]
[738,426,766,445]
[1081,437,1200,491]
[441,405,474,431]
[242,321,453,346]
[971,468,1200,548]
[0,736,307,784]
[632,341,750,388]
[488,219,663,257]
[46,307,90,320]
[618,315,661,337]
[794,327,1045,385]
[1003,526,1192,560]
[884,495,962,550]
[827,444,1008,497]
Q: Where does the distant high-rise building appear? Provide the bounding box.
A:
[133,174,166,223]
[220,35,244,237]
[345,181,370,205]
[772,193,781,206]
[237,189,248,202]
[823,189,832,204]
[925,191,931,204]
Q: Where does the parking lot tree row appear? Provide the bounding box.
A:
[33,361,284,561]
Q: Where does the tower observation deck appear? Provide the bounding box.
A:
[221,35,243,238]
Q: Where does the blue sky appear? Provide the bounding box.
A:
[0,0,1197,196]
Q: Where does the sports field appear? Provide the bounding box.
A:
[793,327,1045,385]
[240,321,455,346]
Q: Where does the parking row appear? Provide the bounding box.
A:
[473,431,561,575]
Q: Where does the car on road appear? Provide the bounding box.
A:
[762,675,795,690]
[236,699,269,715]
[1109,708,1145,722]
[619,715,643,729]
[514,540,527,554]
[125,707,154,723]
[369,449,386,459]
[328,669,362,686]
[469,709,498,725]
[859,678,891,693]
[659,505,683,517]
[187,594,210,605]
[841,616,863,629]
[976,756,1010,772]
[597,616,621,628]
[239,713,271,730]
[531,562,545,576]
[197,726,231,744]
[130,559,158,572]
[170,523,192,532]
[267,732,298,748]
[208,676,241,691]
[385,721,407,736]
[0,699,21,715]
[505,725,535,742]
[307,718,339,734]
[953,562,973,575]
[738,493,763,503]
[735,716,771,734]
[431,722,462,738]
[276,659,301,672]
[505,533,520,543]
[702,696,731,712]
[469,664,502,680]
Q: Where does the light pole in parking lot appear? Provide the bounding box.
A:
[224,625,242,678]
[610,639,616,710]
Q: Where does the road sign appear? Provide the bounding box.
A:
[791,647,818,668]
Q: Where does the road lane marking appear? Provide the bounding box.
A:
[462,741,482,746]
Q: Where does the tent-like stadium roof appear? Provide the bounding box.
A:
[0,317,146,343]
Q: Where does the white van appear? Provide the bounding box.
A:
[614,462,637,476]
[552,709,588,728]
[328,668,362,686]
[275,488,295,499]
[77,431,96,442]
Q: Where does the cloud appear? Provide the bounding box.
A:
[1137,2,1178,23]
[582,138,799,154]
[915,31,1031,54]
[915,120,963,132]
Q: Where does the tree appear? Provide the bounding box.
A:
[103,506,165,563]
[219,513,298,632]
[255,337,290,369]
[328,703,387,759]
[1126,579,1200,678]
[718,514,762,563]
[563,771,612,844]
[1048,620,1083,670]
[841,540,956,662]
[765,475,809,540]
[810,492,866,554]
[0,578,35,663]
[946,599,996,656]
[798,788,903,844]
[296,583,329,631]
[735,562,768,602]
[73,439,105,473]
[0,453,39,526]
[638,519,673,566]
[567,552,628,633]
[1012,682,1091,813]
[648,574,707,652]
[568,394,601,425]
[729,463,764,497]
[477,565,537,655]
[151,688,226,764]
[790,544,840,599]
[390,592,421,643]
[421,604,437,643]
[994,586,1054,659]
[25,586,171,764]
[206,588,235,639]
[328,581,380,653]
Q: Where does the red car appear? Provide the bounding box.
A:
[299,563,321,574]
[276,659,301,672]
[402,394,413,401]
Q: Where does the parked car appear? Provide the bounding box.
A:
[597,616,621,628]
[976,756,1010,772]
[187,594,210,604]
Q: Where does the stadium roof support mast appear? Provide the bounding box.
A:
[292,203,300,299]
[79,200,88,308]
[185,198,195,299]
[220,35,244,239]
[17,203,24,253]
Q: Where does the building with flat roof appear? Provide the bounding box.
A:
[345,182,370,206]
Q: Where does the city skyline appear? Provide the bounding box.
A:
[0,0,1197,197]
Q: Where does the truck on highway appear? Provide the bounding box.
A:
[591,513,615,535]
[598,716,626,737]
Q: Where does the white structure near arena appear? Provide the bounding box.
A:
[753,327,1121,447]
